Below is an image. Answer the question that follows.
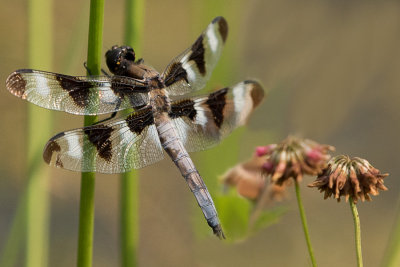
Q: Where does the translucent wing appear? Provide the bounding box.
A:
[169,81,264,152]
[6,69,149,115]
[161,16,228,96]
[43,107,164,173]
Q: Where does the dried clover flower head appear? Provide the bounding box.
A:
[221,156,265,200]
[221,156,287,202]
[257,137,334,185]
[308,155,389,203]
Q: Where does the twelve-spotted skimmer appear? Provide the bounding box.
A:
[6,17,264,238]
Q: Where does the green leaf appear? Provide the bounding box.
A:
[216,190,287,241]
[216,191,251,241]
[251,207,287,233]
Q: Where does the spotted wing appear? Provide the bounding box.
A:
[161,16,228,96]
[6,69,149,115]
[43,107,164,173]
[169,81,264,152]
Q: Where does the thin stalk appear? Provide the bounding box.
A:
[26,0,53,266]
[120,1,145,266]
[0,191,27,267]
[350,197,363,267]
[381,198,400,267]
[249,183,272,229]
[1,1,53,265]
[77,0,104,266]
[294,181,317,267]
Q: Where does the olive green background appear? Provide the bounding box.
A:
[0,0,399,266]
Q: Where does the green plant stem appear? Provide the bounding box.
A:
[381,199,400,267]
[0,191,27,267]
[77,173,96,267]
[1,1,53,266]
[120,175,138,267]
[120,1,144,266]
[294,181,317,267]
[249,183,272,229]
[77,0,104,266]
[124,0,145,49]
[26,0,53,266]
[85,0,104,77]
[350,197,363,267]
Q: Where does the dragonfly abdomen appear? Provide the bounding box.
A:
[156,116,225,239]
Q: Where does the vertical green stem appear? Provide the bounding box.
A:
[77,0,104,266]
[26,0,53,266]
[77,174,96,267]
[120,1,145,266]
[85,0,104,78]
[381,200,400,267]
[294,181,317,267]
[350,197,363,267]
[124,0,145,49]
[0,191,27,267]
[120,176,138,267]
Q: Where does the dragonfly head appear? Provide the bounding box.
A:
[105,45,137,75]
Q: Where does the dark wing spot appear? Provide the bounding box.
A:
[249,82,264,108]
[205,88,228,128]
[6,72,27,98]
[169,99,197,121]
[189,35,206,75]
[164,62,189,87]
[43,139,62,164]
[109,76,149,110]
[84,126,113,161]
[56,75,92,108]
[126,108,154,135]
[213,17,228,43]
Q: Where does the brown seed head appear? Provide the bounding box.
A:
[308,155,389,203]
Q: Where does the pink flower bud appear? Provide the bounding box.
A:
[255,144,276,157]
[255,146,268,157]
[262,161,274,173]
[307,149,323,162]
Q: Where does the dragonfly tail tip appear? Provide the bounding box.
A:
[213,224,225,239]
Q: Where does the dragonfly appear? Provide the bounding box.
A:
[6,16,264,238]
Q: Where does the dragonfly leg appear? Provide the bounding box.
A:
[83,62,110,77]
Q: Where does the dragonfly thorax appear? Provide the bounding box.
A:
[149,88,171,114]
[105,45,157,79]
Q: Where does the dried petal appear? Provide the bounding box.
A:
[237,176,264,200]
[308,155,389,203]
[221,156,266,200]
[261,136,334,185]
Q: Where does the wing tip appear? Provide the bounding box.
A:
[6,70,29,98]
[43,139,63,167]
[212,16,228,43]
[243,80,265,108]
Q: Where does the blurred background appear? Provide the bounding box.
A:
[0,0,399,266]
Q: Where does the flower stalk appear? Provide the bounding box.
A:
[350,197,363,267]
[295,181,317,267]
